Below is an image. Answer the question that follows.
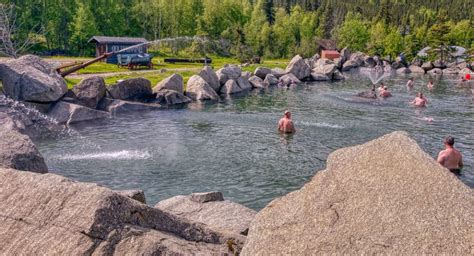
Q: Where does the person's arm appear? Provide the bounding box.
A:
[437,152,445,166]
[278,119,283,131]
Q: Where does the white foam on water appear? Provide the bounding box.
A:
[297,121,344,129]
[57,150,151,160]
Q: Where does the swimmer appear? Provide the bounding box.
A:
[379,86,392,98]
[423,117,434,122]
[406,78,414,90]
[437,136,463,176]
[278,110,296,134]
[411,92,427,107]
[377,82,385,92]
[427,80,434,90]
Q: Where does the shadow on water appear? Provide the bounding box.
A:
[36,72,473,210]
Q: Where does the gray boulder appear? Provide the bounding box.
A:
[220,79,243,95]
[411,58,423,67]
[443,67,460,75]
[364,56,376,68]
[99,99,162,114]
[428,68,443,75]
[108,78,153,100]
[279,73,301,86]
[332,70,345,80]
[409,65,425,73]
[312,63,337,77]
[264,74,279,86]
[155,89,191,105]
[115,189,146,204]
[0,127,48,173]
[241,71,252,79]
[198,66,220,92]
[216,65,242,85]
[421,61,434,71]
[271,67,286,78]
[0,55,67,102]
[342,60,359,71]
[254,67,272,79]
[186,75,219,101]
[311,73,330,81]
[155,191,256,238]
[396,67,411,74]
[433,59,447,69]
[334,57,344,69]
[285,55,311,80]
[0,112,24,132]
[391,61,404,69]
[242,132,473,255]
[349,52,365,66]
[248,76,265,89]
[153,74,184,94]
[71,76,106,109]
[0,169,235,255]
[340,47,351,63]
[236,76,252,91]
[48,101,110,124]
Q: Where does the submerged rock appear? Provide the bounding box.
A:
[153,74,184,94]
[0,55,67,102]
[242,132,473,255]
[155,89,191,105]
[186,75,219,101]
[48,101,110,124]
[285,55,311,80]
[0,127,48,173]
[155,191,256,250]
[108,78,153,100]
[0,169,234,255]
[71,76,106,109]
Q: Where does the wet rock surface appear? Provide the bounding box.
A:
[48,101,110,124]
[242,132,474,255]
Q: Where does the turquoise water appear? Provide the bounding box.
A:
[37,72,473,210]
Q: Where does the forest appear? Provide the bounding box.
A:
[2,0,474,60]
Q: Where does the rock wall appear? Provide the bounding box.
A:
[242,131,473,255]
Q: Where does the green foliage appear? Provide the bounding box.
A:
[335,12,369,52]
[69,2,97,55]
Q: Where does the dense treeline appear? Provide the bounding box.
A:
[3,0,473,60]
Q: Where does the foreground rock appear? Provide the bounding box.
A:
[216,65,242,85]
[71,76,106,109]
[153,74,184,94]
[155,89,191,105]
[156,192,256,246]
[0,169,242,255]
[48,101,110,124]
[242,132,473,255]
[0,55,67,102]
[0,127,48,173]
[186,75,219,101]
[99,99,162,114]
[108,78,153,100]
[220,79,243,94]
[285,55,310,80]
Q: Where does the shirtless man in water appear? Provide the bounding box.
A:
[379,86,392,98]
[411,92,427,107]
[437,136,463,175]
[406,78,414,90]
[278,110,296,134]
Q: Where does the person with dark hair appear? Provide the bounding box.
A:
[411,92,427,107]
[379,86,392,98]
[427,80,434,90]
[278,110,296,134]
[437,136,463,175]
[406,78,414,90]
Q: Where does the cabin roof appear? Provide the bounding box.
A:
[88,36,148,44]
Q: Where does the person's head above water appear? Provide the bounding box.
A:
[444,136,455,146]
[284,110,291,118]
[417,92,423,97]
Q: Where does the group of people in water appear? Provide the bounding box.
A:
[277,76,466,176]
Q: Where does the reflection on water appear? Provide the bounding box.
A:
[37,71,473,210]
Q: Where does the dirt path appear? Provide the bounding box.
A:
[66,67,202,80]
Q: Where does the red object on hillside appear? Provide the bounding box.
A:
[466,73,471,80]
[321,50,341,60]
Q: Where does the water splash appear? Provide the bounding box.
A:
[361,66,391,85]
[297,120,344,129]
[56,150,151,160]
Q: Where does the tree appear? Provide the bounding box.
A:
[69,2,97,55]
[245,0,270,56]
[335,12,369,51]
[383,26,403,58]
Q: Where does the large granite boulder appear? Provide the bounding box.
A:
[99,99,162,114]
[0,127,48,173]
[71,76,106,109]
[409,65,425,73]
[340,47,351,63]
[0,169,236,255]
[312,63,337,78]
[285,55,311,80]
[254,67,272,79]
[236,76,252,91]
[216,65,242,85]
[186,75,219,101]
[155,191,256,239]
[220,79,243,94]
[108,78,153,100]
[271,67,286,78]
[48,101,110,124]
[198,66,220,92]
[153,74,184,94]
[155,89,191,105]
[264,74,279,86]
[0,55,67,102]
[341,60,359,72]
[242,132,473,255]
[248,76,265,89]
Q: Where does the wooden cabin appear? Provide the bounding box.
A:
[88,36,148,64]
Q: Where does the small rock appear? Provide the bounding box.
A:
[411,58,423,67]
[155,89,191,105]
[254,67,272,79]
[101,99,162,114]
[391,61,404,69]
[236,76,252,91]
[443,67,460,75]
[71,76,106,109]
[248,76,265,89]
[153,74,184,94]
[115,189,146,204]
[342,60,359,71]
[241,71,252,79]
[264,74,279,86]
[332,70,345,80]
[340,47,351,63]
[433,59,447,69]
[108,78,153,100]
[191,192,224,203]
